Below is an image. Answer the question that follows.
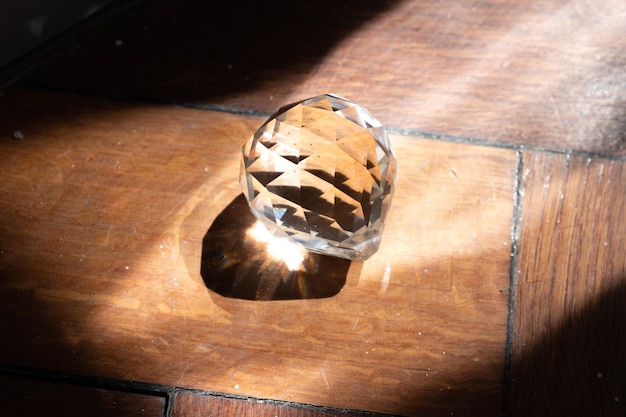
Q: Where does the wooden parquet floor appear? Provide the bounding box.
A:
[0,1,624,416]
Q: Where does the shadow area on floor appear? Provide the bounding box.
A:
[507,275,625,416]
[15,0,402,106]
[200,194,351,301]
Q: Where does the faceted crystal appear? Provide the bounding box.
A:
[239,94,396,261]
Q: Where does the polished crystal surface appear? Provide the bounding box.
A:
[240,94,396,261]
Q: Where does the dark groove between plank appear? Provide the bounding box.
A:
[0,364,401,417]
[387,128,626,162]
[174,388,407,417]
[164,391,175,417]
[0,363,171,397]
[500,149,524,417]
[11,83,626,162]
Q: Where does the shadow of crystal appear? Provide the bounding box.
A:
[201,194,351,301]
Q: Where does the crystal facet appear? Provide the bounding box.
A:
[240,94,396,261]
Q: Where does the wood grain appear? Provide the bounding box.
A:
[171,392,373,417]
[510,151,625,416]
[0,88,516,416]
[1,1,626,415]
[16,0,626,155]
[0,375,164,417]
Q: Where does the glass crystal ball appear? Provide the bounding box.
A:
[240,94,396,261]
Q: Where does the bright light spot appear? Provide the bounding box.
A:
[247,221,307,271]
[267,239,306,271]
[247,221,271,241]
[380,263,391,293]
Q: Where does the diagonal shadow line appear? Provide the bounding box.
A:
[15,0,403,104]
[508,276,626,416]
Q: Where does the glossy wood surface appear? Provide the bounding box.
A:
[0,88,515,416]
[0,0,624,416]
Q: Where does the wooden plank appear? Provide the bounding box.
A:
[0,375,164,417]
[171,392,373,417]
[510,151,625,415]
[0,88,516,416]
[16,0,626,155]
